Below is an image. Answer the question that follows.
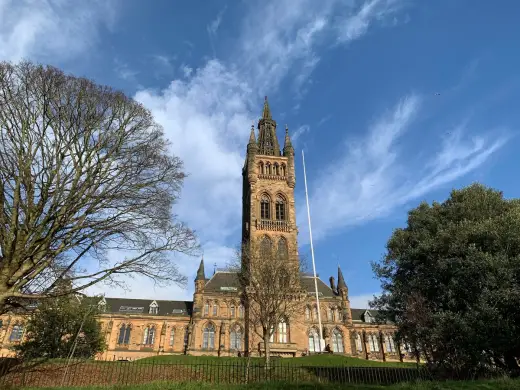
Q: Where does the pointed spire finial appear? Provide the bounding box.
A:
[196,257,205,281]
[337,265,347,291]
[262,96,272,119]
[249,123,256,144]
[283,124,292,151]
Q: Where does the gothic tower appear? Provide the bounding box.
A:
[241,97,299,273]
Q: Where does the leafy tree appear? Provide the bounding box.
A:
[14,296,105,360]
[0,61,198,313]
[372,183,520,377]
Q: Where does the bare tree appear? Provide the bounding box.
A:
[0,61,198,313]
[235,241,305,368]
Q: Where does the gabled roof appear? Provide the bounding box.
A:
[103,298,192,316]
[299,275,336,298]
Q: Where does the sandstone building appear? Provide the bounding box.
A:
[0,99,412,362]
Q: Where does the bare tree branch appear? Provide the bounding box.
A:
[0,61,199,313]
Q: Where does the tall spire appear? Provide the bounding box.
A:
[283,124,293,154]
[249,123,256,144]
[262,96,272,119]
[337,266,347,291]
[196,257,205,281]
[257,96,280,156]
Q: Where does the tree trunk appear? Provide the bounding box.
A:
[263,332,271,370]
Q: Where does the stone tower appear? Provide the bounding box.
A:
[241,97,299,273]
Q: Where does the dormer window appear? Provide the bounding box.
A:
[364,311,373,323]
[149,301,159,315]
[98,297,107,312]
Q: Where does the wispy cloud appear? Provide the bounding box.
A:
[0,0,116,63]
[292,125,311,143]
[207,7,226,58]
[301,94,508,241]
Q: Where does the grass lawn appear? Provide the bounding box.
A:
[22,378,520,390]
[139,354,418,368]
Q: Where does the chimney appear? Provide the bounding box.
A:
[329,276,336,293]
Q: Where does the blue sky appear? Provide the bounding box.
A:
[1,0,519,308]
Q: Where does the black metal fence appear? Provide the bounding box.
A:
[0,358,429,388]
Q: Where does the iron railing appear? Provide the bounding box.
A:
[0,357,429,388]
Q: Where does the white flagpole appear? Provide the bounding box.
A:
[302,150,324,352]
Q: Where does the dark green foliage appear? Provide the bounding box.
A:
[372,183,520,376]
[14,297,105,360]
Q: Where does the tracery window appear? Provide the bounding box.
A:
[368,334,379,352]
[260,194,271,219]
[385,335,396,353]
[202,323,215,349]
[230,325,242,350]
[332,329,344,353]
[10,325,24,342]
[308,328,319,352]
[117,324,131,345]
[260,236,272,257]
[275,195,286,220]
[277,237,288,259]
[143,326,156,346]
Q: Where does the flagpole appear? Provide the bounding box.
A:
[302,150,324,352]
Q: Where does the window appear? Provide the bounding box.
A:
[212,304,218,316]
[204,303,209,316]
[238,305,244,318]
[202,324,215,349]
[149,306,158,315]
[403,342,412,353]
[313,306,318,321]
[332,329,344,353]
[117,324,132,345]
[10,325,24,342]
[183,327,189,348]
[280,164,286,177]
[308,329,319,352]
[278,319,288,343]
[273,163,279,175]
[260,236,272,257]
[230,326,242,350]
[364,312,373,323]
[368,334,379,352]
[355,333,363,352]
[260,195,271,219]
[269,325,275,342]
[277,237,288,259]
[385,335,396,353]
[143,326,156,345]
[258,162,264,174]
[338,310,343,322]
[169,329,175,347]
[266,162,271,175]
[230,305,236,318]
[275,195,286,220]
[305,307,310,321]
[327,308,333,322]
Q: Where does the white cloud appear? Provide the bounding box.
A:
[292,125,311,143]
[0,0,116,63]
[300,94,507,242]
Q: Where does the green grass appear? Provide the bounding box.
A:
[139,354,417,368]
[21,378,520,390]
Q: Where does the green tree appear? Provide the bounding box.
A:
[372,183,520,376]
[14,296,105,360]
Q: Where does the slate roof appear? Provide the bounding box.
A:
[103,298,192,317]
[299,275,336,298]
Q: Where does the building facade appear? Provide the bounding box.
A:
[0,99,412,362]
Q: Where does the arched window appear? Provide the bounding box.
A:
[143,326,156,345]
[305,307,311,321]
[169,328,175,347]
[368,334,379,352]
[117,324,131,345]
[338,310,344,322]
[332,329,344,353]
[203,323,215,349]
[277,237,288,259]
[212,304,218,316]
[278,318,288,343]
[230,305,236,318]
[260,236,272,257]
[327,308,333,322]
[275,195,286,221]
[238,305,245,318]
[312,306,318,321]
[273,163,279,175]
[230,325,242,350]
[204,302,209,316]
[260,194,271,220]
[385,335,396,353]
[280,164,286,177]
[10,325,24,342]
[266,162,271,175]
[308,328,319,352]
[258,162,264,174]
[355,333,363,352]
